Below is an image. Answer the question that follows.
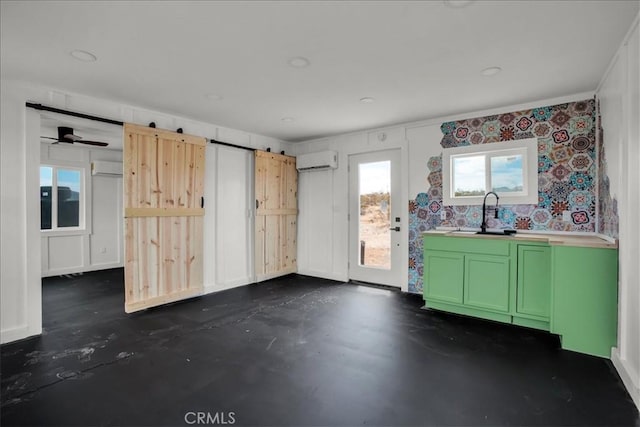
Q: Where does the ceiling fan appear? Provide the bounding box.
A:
[41,126,109,147]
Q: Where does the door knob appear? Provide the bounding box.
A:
[389,226,400,231]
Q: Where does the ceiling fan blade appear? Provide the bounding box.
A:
[77,140,109,147]
[63,133,83,142]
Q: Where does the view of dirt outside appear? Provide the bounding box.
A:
[359,191,391,269]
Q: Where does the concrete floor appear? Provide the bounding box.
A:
[1,268,638,426]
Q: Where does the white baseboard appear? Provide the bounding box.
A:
[296,269,347,283]
[202,279,252,296]
[1,324,33,344]
[612,347,640,411]
[42,262,124,278]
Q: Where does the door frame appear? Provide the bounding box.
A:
[347,148,405,288]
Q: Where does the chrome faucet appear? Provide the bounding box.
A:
[481,192,500,233]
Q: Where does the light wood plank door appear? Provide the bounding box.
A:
[255,150,297,282]
[124,123,206,313]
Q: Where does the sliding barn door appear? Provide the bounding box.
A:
[123,124,206,313]
[255,151,298,282]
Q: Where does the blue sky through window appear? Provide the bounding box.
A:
[491,155,523,192]
[453,156,485,196]
[40,167,80,192]
[359,161,390,195]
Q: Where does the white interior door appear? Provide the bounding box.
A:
[348,149,402,287]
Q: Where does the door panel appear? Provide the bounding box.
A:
[348,150,402,286]
[124,124,206,313]
[255,151,297,281]
[213,146,254,287]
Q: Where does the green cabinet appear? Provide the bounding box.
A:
[516,245,551,319]
[423,235,512,323]
[422,233,619,359]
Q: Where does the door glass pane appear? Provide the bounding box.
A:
[40,166,53,230]
[452,155,485,197]
[358,161,390,269]
[491,154,524,193]
[57,169,81,227]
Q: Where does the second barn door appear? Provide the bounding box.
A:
[123,123,206,313]
[255,150,298,281]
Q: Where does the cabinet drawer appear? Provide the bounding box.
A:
[424,236,510,256]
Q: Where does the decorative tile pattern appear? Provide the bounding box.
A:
[596,100,619,238]
[408,99,600,294]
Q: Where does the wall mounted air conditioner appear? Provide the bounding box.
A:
[91,160,122,177]
[296,151,338,172]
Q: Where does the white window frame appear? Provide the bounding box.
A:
[442,137,538,206]
[40,164,88,234]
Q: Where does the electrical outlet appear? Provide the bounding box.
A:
[562,211,572,222]
[100,247,107,254]
[440,210,447,220]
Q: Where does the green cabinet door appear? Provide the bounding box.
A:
[551,246,618,358]
[464,254,510,312]
[517,245,551,319]
[423,251,464,304]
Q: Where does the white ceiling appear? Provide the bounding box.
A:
[2,1,638,143]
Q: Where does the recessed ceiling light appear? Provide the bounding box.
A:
[481,66,502,76]
[443,0,475,8]
[70,50,97,62]
[360,97,376,104]
[205,93,224,101]
[281,117,295,123]
[288,57,310,68]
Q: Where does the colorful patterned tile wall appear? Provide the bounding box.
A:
[409,99,599,294]
[596,99,619,239]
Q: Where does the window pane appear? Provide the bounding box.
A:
[491,154,524,193]
[40,166,53,230]
[452,155,485,197]
[57,169,81,227]
[358,161,390,269]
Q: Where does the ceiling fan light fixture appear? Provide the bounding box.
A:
[70,50,97,62]
[41,126,109,147]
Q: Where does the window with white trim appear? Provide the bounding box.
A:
[40,165,86,230]
[442,138,538,206]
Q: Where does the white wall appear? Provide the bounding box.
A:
[40,144,124,277]
[292,127,410,289]
[0,79,292,344]
[598,15,640,409]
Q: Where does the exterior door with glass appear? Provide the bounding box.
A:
[348,149,402,287]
